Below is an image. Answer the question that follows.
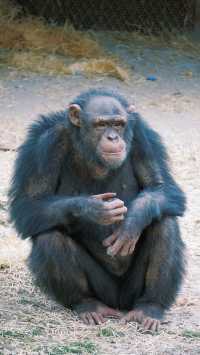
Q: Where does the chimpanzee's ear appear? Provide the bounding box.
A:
[127,104,136,113]
[68,104,81,127]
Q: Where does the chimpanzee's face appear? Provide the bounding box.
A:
[68,95,132,170]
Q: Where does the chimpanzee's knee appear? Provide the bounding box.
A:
[135,217,185,309]
[29,230,91,306]
[120,217,185,310]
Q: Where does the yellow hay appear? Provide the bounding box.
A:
[8,51,129,81]
[82,59,129,81]
[9,51,71,75]
[0,2,129,79]
[0,18,103,58]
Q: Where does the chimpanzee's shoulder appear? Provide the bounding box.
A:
[27,110,69,139]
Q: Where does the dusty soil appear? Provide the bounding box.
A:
[0,43,200,354]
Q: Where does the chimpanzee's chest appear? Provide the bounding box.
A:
[58,158,139,206]
[57,159,139,276]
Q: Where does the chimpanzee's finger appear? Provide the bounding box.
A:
[107,239,125,256]
[101,215,124,225]
[103,233,117,247]
[129,241,136,254]
[82,312,95,325]
[104,199,124,210]
[110,215,125,223]
[91,312,106,324]
[151,320,160,332]
[92,192,116,200]
[86,313,96,325]
[119,241,133,256]
[108,206,127,217]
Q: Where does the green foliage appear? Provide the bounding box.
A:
[0,330,25,338]
[182,330,200,339]
[98,326,124,337]
[0,327,44,339]
[30,327,44,336]
[49,340,98,354]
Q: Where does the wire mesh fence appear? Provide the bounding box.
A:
[16,0,196,34]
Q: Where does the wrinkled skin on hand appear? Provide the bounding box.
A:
[88,193,127,226]
[89,193,142,256]
[103,218,141,257]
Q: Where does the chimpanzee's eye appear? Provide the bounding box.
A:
[97,121,107,128]
[113,121,125,128]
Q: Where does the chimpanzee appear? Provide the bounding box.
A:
[9,88,186,331]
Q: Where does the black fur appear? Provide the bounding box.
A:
[9,88,186,322]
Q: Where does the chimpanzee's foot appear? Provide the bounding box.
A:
[121,303,164,331]
[73,298,122,325]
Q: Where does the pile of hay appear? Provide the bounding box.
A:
[0,0,128,80]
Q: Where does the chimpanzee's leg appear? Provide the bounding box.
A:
[29,230,121,325]
[120,217,185,331]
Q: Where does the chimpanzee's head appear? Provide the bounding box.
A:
[68,88,136,171]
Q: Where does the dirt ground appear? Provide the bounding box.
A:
[0,42,200,354]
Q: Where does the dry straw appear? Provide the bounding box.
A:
[0,0,129,80]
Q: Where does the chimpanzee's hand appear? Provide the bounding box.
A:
[87,193,127,226]
[103,220,141,256]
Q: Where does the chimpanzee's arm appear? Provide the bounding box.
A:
[9,113,66,238]
[9,113,88,239]
[126,115,186,235]
[9,113,125,239]
[103,115,186,256]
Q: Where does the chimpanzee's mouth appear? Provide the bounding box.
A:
[102,148,125,155]
[102,152,125,158]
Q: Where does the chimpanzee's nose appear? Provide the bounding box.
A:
[107,132,119,141]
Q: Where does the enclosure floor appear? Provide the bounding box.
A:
[0,48,200,354]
